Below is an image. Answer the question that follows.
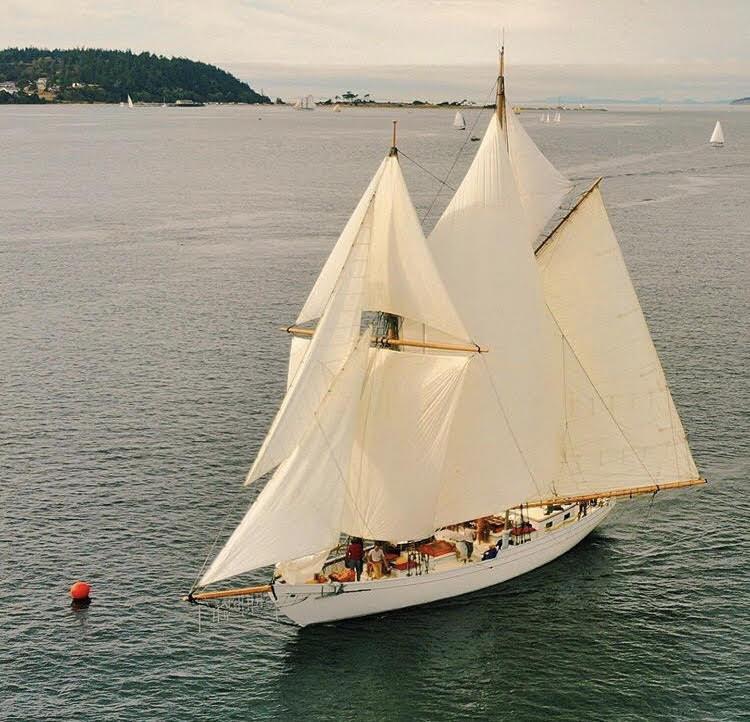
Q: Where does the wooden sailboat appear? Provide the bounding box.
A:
[709,121,724,147]
[453,110,466,129]
[187,49,704,626]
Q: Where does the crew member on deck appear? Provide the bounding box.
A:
[345,537,364,581]
[367,543,387,580]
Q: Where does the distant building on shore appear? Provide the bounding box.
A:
[36,77,48,92]
[0,81,18,95]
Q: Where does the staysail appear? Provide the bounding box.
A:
[199,332,372,587]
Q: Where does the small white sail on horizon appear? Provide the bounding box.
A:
[710,121,724,146]
[554,111,561,123]
[127,94,134,108]
[333,103,342,112]
[453,110,466,129]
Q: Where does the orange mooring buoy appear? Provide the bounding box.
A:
[70,581,91,601]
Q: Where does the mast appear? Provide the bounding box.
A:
[380,119,401,345]
[496,39,507,147]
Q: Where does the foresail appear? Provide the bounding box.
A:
[506,108,572,240]
[341,348,471,541]
[297,158,387,325]
[246,200,373,484]
[537,187,699,496]
[199,332,370,588]
[365,157,469,340]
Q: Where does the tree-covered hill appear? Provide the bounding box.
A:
[0,47,270,103]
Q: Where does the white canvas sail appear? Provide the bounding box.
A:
[506,108,572,241]
[306,95,316,110]
[199,332,371,587]
[333,103,342,112]
[251,153,471,485]
[427,113,566,525]
[453,111,466,129]
[536,186,699,496]
[341,348,472,541]
[127,94,134,108]
[246,199,373,484]
[710,121,724,146]
[554,112,561,123]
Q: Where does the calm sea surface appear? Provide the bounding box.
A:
[2,103,749,721]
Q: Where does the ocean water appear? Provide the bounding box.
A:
[2,103,749,721]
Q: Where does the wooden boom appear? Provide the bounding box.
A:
[282,325,486,353]
[184,584,272,602]
[519,478,707,509]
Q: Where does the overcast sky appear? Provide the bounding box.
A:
[4,0,750,101]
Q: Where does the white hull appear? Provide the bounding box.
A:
[270,503,612,626]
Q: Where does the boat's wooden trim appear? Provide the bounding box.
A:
[185,584,272,602]
[520,478,706,508]
[535,176,603,256]
[282,325,486,353]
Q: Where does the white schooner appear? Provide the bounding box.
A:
[187,49,704,626]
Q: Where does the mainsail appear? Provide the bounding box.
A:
[536,185,699,497]
[196,55,700,590]
[453,111,466,129]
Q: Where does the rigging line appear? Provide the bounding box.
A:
[547,308,657,486]
[421,79,499,224]
[398,149,456,192]
[191,483,252,592]
[398,149,456,193]
[478,354,545,499]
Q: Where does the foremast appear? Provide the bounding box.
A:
[496,42,507,146]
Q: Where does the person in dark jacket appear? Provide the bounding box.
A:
[345,537,364,581]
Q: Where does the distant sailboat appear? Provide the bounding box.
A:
[709,121,724,147]
[544,112,551,123]
[554,112,561,123]
[453,111,466,129]
[294,95,316,111]
[127,94,134,109]
[333,103,342,113]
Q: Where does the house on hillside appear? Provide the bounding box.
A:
[36,77,48,92]
[0,81,18,94]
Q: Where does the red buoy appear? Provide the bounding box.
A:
[70,581,91,601]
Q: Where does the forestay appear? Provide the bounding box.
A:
[536,187,698,496]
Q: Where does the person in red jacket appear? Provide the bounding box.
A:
[345,537,364,581]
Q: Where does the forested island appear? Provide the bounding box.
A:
[0,47,270,104]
